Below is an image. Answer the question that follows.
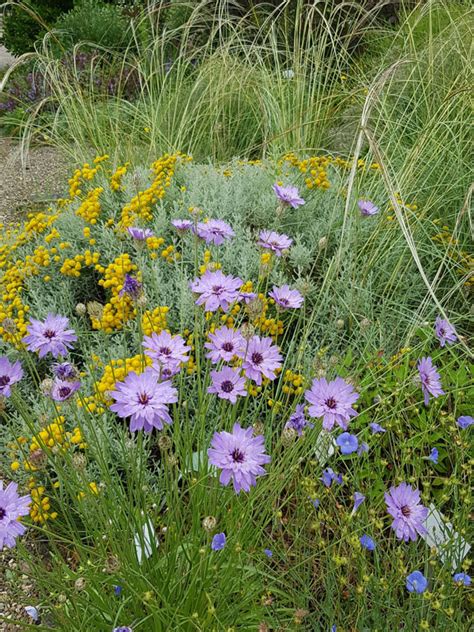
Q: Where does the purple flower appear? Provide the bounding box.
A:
[0,481,31,550]
[269,285,304,309]
[24,606,39,622]
[172,219,193,232]
[352,492,365,514]
[207,367,247,404]
[453,573,471,586]
[435,316,457,347]
[273,183,305,208]
[190,270,243,312]
[208,423,271,494]
[127,227,154,241]
[357,442,369,455]
[240,335,282,386]
[320,468,343,488]
[360,535,376,551]
[204,326,244,363]
[52,361,77,380]
[417,357,444,405]
[358,199,379,216]
[385,482,428,542]
[51,379,81,401]
[113,628,133,632]
[143,331,190,377]
[370,422,386,434]
[211,532,226,551]
[0,357,23,397]
[336,432,358,455]
[119,274,143,300]
[196,219,235,245]
[110,369,178,433]
[310,498,320,509]
[23,314,77,359]
[457,415,473,429]
[285,404,314,436]
[114,585,122,596]
[257,230,293,256]
[406,571,428,594]
[305,377,359,431]
[428,448,438,464]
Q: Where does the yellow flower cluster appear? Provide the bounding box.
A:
[60,251,101,277]
[75,187,103,225]
[68,155,108,199]
[282,153,332,190]
[253,293,284,338]
[199,250,221,275]
[120,152,191,228]
[110,163,129,191]
[281,369,305,396]
[86,353,152,408]
[29,480,58,523]
[141,306,169,336]
[92,253,138,332]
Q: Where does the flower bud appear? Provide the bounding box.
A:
[202,516,217,532]
[75,303,87,316]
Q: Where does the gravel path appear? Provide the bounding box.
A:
[0,137,70,224]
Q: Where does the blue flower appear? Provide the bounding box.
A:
[336,432,358,455]
[352,492,365,514]
[453,572,471,586]
[264,548,273,557]
[114,585,122,596]
[406,571,428,593]
[428,448,438,464]
[457,415,473,429]
[320,468,343,488]
[369,422,386,434]
[309,497,320,509]
[24,606,39,622]
[211,532,226,551]
[360,535,376,551]
[357,441,369,455]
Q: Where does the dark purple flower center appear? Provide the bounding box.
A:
[221,380,234,393]
[0,506,5,520]
[401,505,411,518]
[43,329,56,339]
[212,285,223,295]
[138,391,151,405]
[222,342,234,352]
[251,352,264,366]
[439,328,445,336]
[325,397,337,409]
[231,448,245,463]
[159,347,172,356]
[0,375,10,387]
[59,386,72,399]
[278,298,289,306]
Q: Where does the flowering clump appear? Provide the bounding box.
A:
[208,423,271,493]
[190,269,243,312]
[417,357,444,405]
[23,314,77,358]
[0,481,31,550]
[241,335,282,385]
[257,230,293,256]
[0,357,23,397]
[434,316,457,347]
[208,367,247,403]
[273,183,305,208]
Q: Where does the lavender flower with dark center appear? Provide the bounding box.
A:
[435,316,457,347]
[51,379,81,402]
[273,184,305,208]
[0,357,23,397]
[208,367,247,404]
[285,404,313,436]
[0,481,31,550]
[172,219,193,232]
[52,361,78,380]
[204,326,244,363]
[23,314,77,359]
[196,219,235,245]
[358,199,379,216]
[127,227,154,241]
[190,270,243,312]
[119,274,143,301]
[110,369,178,433]
[240,335,282,386]
[143,331,190,377]
[417,357,444,405]
[257,230,293,256]
[269,285,304,309]
[208,423,271,493]
[305,377,359,431]
[385,482,428,542]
